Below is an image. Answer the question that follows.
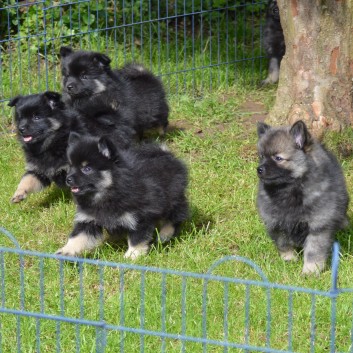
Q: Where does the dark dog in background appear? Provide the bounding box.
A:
[262,0,285,85]
[256,120,348,274]
[59,46,169,139]
[56,133,189,259]
[8,92,76,203]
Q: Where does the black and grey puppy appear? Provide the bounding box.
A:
[8,92,76,203]
[59,46,169,139]
[256,120,348,274]
[262,0,285,85]
[56,133,189,259]
[117,63,169,138]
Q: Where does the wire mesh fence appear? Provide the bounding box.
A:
[0,0,266,126]
[1,227,353,353]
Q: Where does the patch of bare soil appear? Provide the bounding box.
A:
[238,101,268,132]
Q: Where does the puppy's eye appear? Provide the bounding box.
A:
[80,73,88,80]
[33,114,40,121]
[274,156,283,161]
[81,166,93,174]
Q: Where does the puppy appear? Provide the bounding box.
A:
[8,92,76,203]
[59,46,169,139]
[117,63,169,138]
[56,133,189,259]
[262,0,285,85]
[256,120,349,274]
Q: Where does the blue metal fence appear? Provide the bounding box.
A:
[1,227,353,353]
[0,0,266,124]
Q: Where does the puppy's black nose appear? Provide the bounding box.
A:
[257,166,264,175]
[19,127,25,133]
[66,176,73,185]
[67,84,73,92]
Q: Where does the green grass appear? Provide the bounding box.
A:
[1,3,353,350]
[1,85,353,352]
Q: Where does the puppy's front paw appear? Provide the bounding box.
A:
[302,261,325,275]
[279,249,298,262]
[11,190,27,203]
[55,246,79,257]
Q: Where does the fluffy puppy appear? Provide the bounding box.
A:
[56,133,189,259]
[59,47,169,139]
[117,63,169,138]
[8,92,76,203]
[262,0,285,85]
[256,120,349,274]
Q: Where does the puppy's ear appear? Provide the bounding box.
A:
[43,91,63,110]
[98,136,116,160]
[290,120,312,149]
[8,95,22,107]
[59,46,73,58]
[257,122,271,137]
[68,132,81,145]
[92,53,111,68]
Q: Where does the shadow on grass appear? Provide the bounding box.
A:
[37,186,73,208]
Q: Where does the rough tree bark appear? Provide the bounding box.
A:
[268,0,353,138]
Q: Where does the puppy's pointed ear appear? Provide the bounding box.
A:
[43,91,63,110]
[68,132,81,145]
[92,53,111,68]
[290,120,312,149]
[98,136,116,160]
[257,122,271,137]
[8,95,22,107]
[59,46,73,58]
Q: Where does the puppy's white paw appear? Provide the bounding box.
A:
[279,249,298,262]
[302,261,325,275]
[124,241,149,260]
[55,246,79,257]
[11,191,27,203]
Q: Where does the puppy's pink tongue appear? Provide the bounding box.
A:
[71,187,80,193]
[23,136,33,142]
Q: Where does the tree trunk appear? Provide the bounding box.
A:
[268,0,353,138]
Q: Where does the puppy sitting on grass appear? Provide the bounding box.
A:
[56,133,189,259]
[256,120,348,274]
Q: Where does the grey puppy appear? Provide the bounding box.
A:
[256,120,349,274]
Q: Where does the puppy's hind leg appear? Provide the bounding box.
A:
[11,171,50,203]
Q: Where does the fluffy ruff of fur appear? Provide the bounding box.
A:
[59,46,169,139]
[256,120,349,274]
[8,91,77,203]
[262,0,285,85]
[56,133,189,259]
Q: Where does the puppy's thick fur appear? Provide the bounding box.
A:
[117,63,169,138]
[74,95,136,149]
[256,120,348,274]
[9,92,76,203]
[56,133,189,259]
[262,0,285,85]
[59,47,169,138]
